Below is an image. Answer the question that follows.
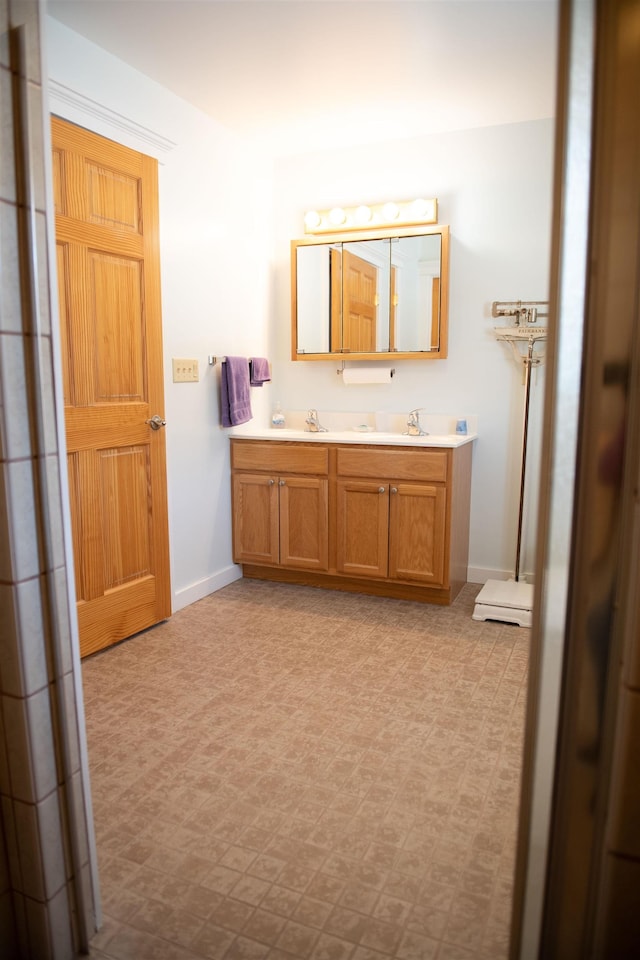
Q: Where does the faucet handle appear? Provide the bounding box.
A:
[404,408,428,436]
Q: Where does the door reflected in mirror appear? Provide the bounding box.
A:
[292,225,449,361]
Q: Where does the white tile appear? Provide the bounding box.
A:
[37,336,59,457]
[14,575,48,695]
[51,567,74,678]
[0,578,48,698]
[26,685,57,801]
[78,861,99,942]
[24,79,46,213]
[14,796,44,899]
[0,582,20,695]
[0,2,9,69]
[0,64,16,203]
[9,0,42,85]
[68,770,89,865]
[48,882,74,960]
[2,693,34,801]
[43,454,65,571]
[35,212,52,336]
[0,199,22,333]
[2,458,40,581]
[0,332,33,461]
[24,895,52,960]
[2,685,57,805]
[37,788,66,899]
[62,674,80,774]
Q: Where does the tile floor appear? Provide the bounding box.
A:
[84,579,529,960]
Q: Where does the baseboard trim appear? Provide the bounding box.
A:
[172,566,241,612]
[172,565,532,611]
[467,566,536,585]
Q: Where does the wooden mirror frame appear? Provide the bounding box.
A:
[291,224,449,361]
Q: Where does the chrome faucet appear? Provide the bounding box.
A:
[404,408,428,437]
[305,409,328,433]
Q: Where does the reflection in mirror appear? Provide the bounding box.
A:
[391,234,442,352]
[292,225,449,360]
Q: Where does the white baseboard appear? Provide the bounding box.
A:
[467,566,510,584]
[173,565,532,611]
[467,566,535,585]
[172,565,242,612]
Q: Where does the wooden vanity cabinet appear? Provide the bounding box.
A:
[336,479,446,584]
[231,438,473,605]
[336,447,448,586]
[231,442,329,571]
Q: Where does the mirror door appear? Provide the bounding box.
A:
[292,224,449,361]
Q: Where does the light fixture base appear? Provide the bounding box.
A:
[303,198,438,234]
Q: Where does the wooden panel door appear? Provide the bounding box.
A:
[279,476,329,571]
[389,482,447,585]
[52,117,171,657]
[232,473,279,565]
[342,250,377,352]
[336,479,389,578]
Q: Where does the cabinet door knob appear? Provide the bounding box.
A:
[279,479,286,486]
[378,486,386,493]
[268,479,275,485]
[390,486,398,494]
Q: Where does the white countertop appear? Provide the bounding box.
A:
[227,427,477,448]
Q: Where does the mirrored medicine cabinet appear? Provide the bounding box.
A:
[291,224,449,361]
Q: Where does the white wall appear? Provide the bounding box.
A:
[46,17,555,604]
[271,119,555,581]
[46,17,274,610]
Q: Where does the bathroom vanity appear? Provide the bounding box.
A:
[230,431,474,605]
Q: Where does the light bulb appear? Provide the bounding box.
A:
[382,202,399,222]
[304,210,321,230]
[354,205,372,225]
[329,206,347,225]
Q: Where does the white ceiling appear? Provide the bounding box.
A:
[46,0,559,157]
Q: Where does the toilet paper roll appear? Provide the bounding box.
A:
[342,366,394,385]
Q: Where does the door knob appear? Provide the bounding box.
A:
[390,487,398,494]
[146,414,166,430]
[378,486,386,493]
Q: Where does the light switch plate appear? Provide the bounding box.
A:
[172,358,199,383]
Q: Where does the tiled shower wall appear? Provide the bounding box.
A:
[0,1,97,957]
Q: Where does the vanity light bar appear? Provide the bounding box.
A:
[303,198,438,234]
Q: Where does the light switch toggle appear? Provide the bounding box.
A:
[172,358,199,382]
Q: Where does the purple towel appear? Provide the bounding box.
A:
[221,356,252,427]
[250,357,271,386]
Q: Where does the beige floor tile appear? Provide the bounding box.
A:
[86,581,527,960]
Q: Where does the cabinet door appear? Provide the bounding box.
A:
[232,473,279,564]
[389,482,447,585]
[336,479,389,578]
[279,476,329,571]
